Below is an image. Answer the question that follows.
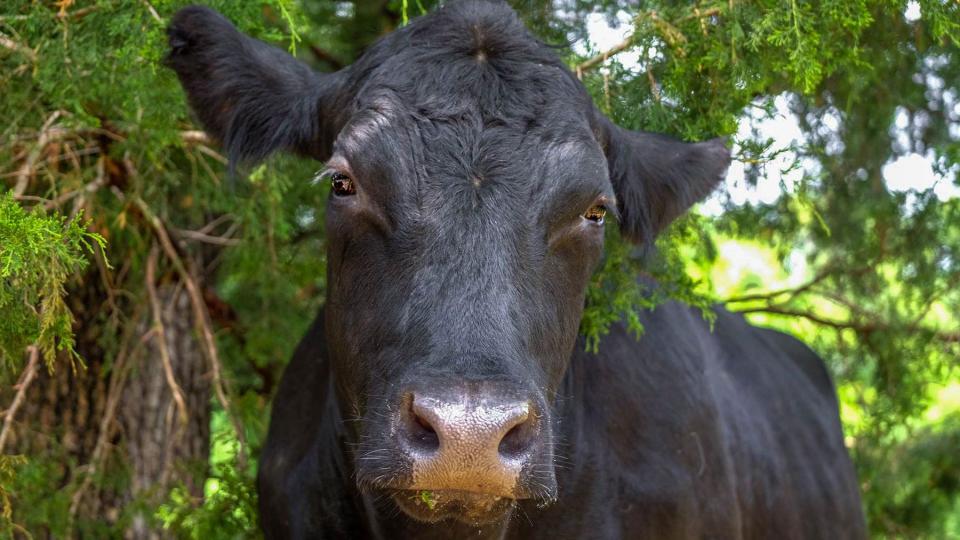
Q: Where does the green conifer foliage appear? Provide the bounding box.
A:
[1,194,103,368]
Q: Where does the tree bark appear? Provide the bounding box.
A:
[121,285,210,539]
[8,274,211,539]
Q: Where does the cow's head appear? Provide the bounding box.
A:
[168,1,729,527]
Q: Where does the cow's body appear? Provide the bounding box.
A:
[259,300,865,539]
[166,1,866,537]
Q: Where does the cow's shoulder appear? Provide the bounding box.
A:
[710,307,837,400]
[706,307,867,538]
[753,321,837,400]
[258,310,359,538]
[557,302,746,538]
[562,300,864,539]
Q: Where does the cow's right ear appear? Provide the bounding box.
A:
[166,6,349,165]
[595,115,731,245]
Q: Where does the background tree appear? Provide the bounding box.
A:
[1,0,957,538]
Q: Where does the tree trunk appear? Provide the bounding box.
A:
[9,274,211,539]
[121,285,210,539]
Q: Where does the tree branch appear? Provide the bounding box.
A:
[576,36,634,78]
[723,266,835,304]
[32,154,109,211]
[56,5,98,20]
[0,346,39,454]
[141,0,161,23]
[14,111,65,196]
[0,31,37,62]
[723,264,878,305]
[179,130,210,144]
[180,130,226,164]
[574,7,723,77]
[735,305,877,332]
[734,304,960,344]
[133,196,248,467]
[10,128,219,197]
[145,245,190,428]
[172,226,240,246]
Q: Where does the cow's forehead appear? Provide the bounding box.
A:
[333,96,601,200]
[337,96,591,153]
[328,0,608,204]
[336,0,594,145]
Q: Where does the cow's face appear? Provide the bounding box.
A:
[168,1,729,527]
[322,90,610,522]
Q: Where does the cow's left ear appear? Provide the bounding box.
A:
[596,115,731,244]
[166,6,350,166]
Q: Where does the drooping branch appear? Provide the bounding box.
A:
[0,346,39,454]
[172,229,241,246]
[133,196,249,467]
[145,245,190,428]
[172,214,240,250]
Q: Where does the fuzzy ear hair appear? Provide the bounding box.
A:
[597,115,731,244]
[166,6,349,166]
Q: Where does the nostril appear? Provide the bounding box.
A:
[404,395,439,452]
[498,412,537,459]
[413,411,435,433]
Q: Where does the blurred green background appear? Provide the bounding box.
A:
[1,0,958,537]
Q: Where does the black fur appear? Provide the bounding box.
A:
[166,2,866,538]
[597,116,732,242]
[166,6,347,165]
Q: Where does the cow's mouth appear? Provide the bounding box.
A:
[391,489,515,525]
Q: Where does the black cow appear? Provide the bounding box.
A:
[167,2,866,538]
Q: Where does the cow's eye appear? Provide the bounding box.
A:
[330,172,356,197]
[583,204,607,224]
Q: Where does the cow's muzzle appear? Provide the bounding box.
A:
[375,384,556,524]
[401,390,536,495]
